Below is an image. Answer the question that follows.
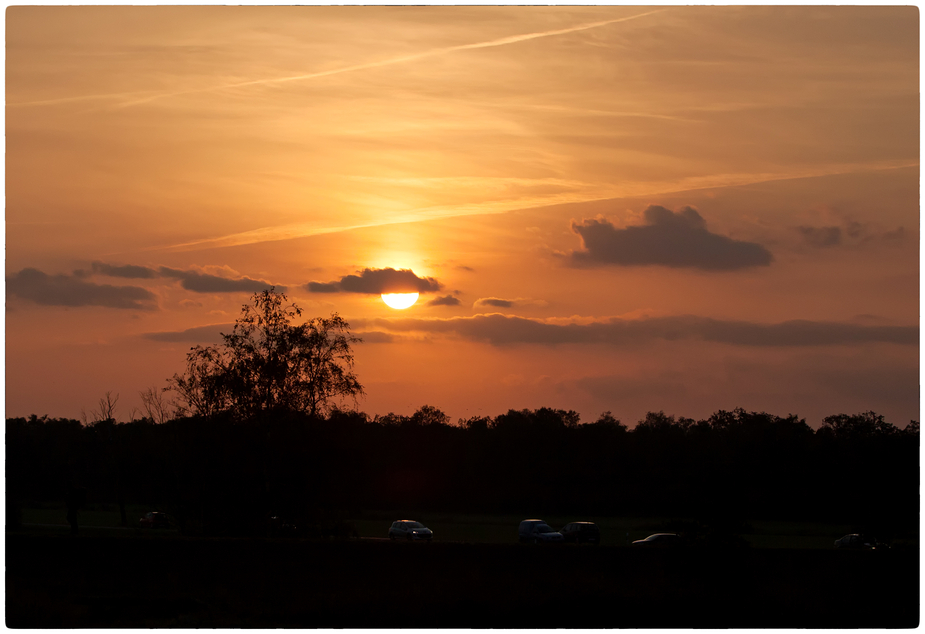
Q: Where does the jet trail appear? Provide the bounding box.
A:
[7,91,158,108]
[136,159,917,255]
[11,10,664,109]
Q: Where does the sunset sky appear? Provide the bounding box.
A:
[6,6,919,427]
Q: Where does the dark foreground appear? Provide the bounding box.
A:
[7,532,919,628]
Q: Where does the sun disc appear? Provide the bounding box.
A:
[381,292,419,309]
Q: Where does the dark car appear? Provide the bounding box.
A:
[139,511,170,529]
[632,532,682,547]
[560,521,601,545]
[518,519,565,544]
[389,520,433,541]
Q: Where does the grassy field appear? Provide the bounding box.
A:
[6,528,919,628]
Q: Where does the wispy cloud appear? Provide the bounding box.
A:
[11,10,665,110]
[145,159,917,253]
[8,90,160,109]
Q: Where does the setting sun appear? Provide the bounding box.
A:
[381,292,419,309]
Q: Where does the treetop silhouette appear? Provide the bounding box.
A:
[169,288,363,420]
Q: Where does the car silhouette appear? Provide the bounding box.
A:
[518,519,565,544]
[834,533,887,550]
[560,521,601,545]
[632,532,682,547]
[139,511,170,529]
[388,520,433,541]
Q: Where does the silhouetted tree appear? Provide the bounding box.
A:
[410,405,450,427]
[591,410,625,429]
[458,415,491,431]
[82,391,119,425]
[139,386,173,424]
[170,289,364,420]
[820,411,898,439]
[374,412,408,426]
[492,407,580,432]
[327,407,369,427]
[634,410,685,435]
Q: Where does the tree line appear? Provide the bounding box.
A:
[6,290,918,539]
[7,405,917,538]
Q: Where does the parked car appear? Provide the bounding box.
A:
[389,520,433,541]
[560,521,601,544]
[834,533,887,550]
[139,511,170,529]
[632,532,682,547]
[518,519,565,544]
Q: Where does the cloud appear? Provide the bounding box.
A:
[76,261,283,293]
[305,268,442,295]
[882,226,906,242]
[305,281,341,293]
[473,297,548,309]
[79,261,160,279]
[795,220,909,249]
[25,10,662,110]
[157,267,282,294]
[7,268,157,310]
[844,221,864,239]
[142,323,232,343]
[366,313,917,347]
[567,205,773,270]
[797,225,841,248]
[476,298,514,308]
[426,295,462,307]
[9,263,285,311]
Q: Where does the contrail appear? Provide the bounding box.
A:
[7,91,159,108]
[10,10,664,109]
[130,158,917,255]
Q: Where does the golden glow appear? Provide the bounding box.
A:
[381,293,419,309]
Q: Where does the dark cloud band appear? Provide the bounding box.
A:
[89,262,160,279]
[426,295,462,307]
[142,323,233,343]
[365,313,917,347]
[9,263,284,309]
[158,267,282,294]
[475,298,514,308]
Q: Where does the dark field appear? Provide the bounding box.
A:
[7,530,918,628]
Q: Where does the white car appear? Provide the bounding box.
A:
[518,519,564,544]
[632,533,683,547]
[389,520,433,541]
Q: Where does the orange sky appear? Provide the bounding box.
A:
[6,6,919,427]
